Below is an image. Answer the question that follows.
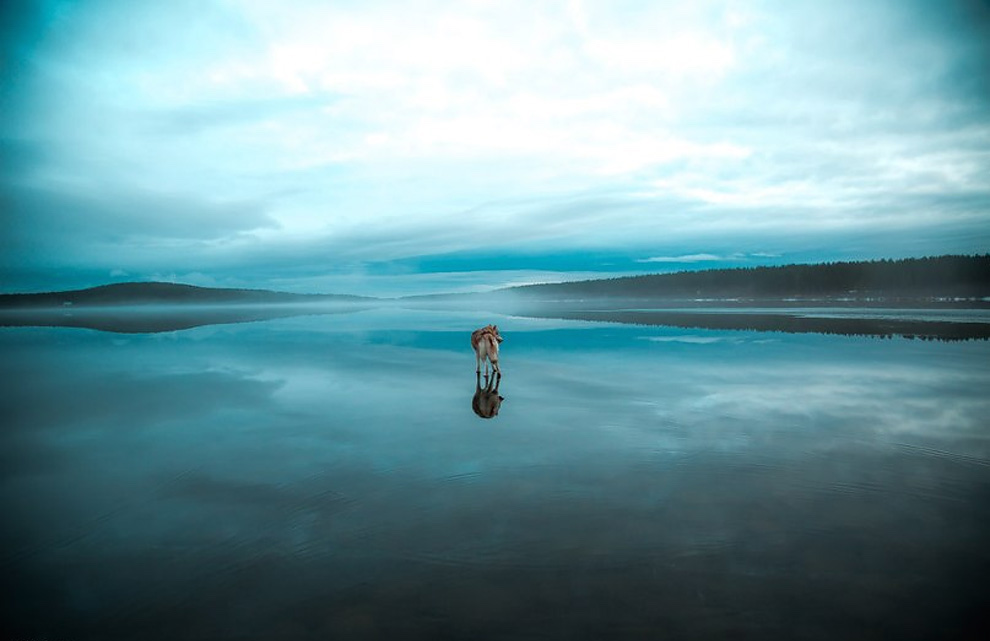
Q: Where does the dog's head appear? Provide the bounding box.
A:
[490,324,503,343]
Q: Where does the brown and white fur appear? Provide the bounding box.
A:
[471,324,502,375]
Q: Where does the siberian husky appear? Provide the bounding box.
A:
[471,324,503,375]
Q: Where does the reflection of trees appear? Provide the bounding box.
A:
[523,310,990,342]
[0,306,367,334]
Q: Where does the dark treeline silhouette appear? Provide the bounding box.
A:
[508,255,990,301]
[0,281,370,308]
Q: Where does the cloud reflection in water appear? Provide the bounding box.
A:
[2,311,988,639]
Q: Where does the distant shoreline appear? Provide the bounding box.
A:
[2,256,988,336]
[0,281,372,309]
[500,255,990,302]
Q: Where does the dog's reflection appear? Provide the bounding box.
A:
[472,372,504,419]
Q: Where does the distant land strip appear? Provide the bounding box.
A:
[1,255,988,307]
[0,281,372,308]
[499,254,990,302]
[1,255,989,339]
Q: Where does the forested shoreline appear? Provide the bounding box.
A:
[507,255,990,301]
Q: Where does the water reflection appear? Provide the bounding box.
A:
[3,304,988,340]
[1,312,988,640]
[0,304,367,333]
[516,307,990,341]
[472,372,504,419]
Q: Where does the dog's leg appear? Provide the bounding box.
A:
[490,340,500,375]
[492,338,500,374]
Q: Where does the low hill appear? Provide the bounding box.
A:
[503,255,990,302]
[0,282,371,308]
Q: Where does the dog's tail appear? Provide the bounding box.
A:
[486,333,500,373]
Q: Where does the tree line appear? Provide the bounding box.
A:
[509,255,990,299]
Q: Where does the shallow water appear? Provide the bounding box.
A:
[2,309,989,640]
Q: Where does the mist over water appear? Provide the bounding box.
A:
[2,309,989,640]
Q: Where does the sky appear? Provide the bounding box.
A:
[1,0,988,296]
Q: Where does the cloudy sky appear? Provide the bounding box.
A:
[1,0,988,296]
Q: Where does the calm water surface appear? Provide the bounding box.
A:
[2,308,989,640]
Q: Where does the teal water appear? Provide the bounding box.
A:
[2,309,989,640]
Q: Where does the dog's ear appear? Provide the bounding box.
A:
[492,325,498,332]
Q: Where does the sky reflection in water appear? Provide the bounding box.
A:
[2,309,989,640]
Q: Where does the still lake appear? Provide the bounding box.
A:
[2,308,989,640]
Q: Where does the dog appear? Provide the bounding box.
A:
[471,324,502,375]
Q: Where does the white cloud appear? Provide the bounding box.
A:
[638,254,724,264]
[584,31,735,78]
[113,0,753,190]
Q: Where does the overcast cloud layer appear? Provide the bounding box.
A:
[1,0,988,295]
